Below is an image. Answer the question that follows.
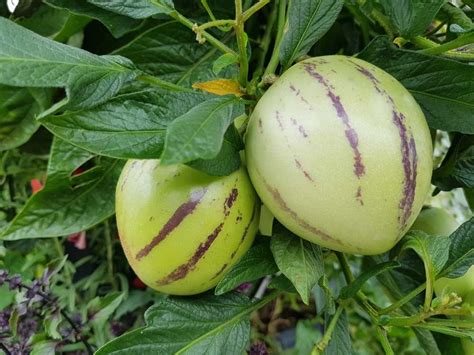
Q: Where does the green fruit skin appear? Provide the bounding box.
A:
[245,56,433,255]
[411,207,474,354]
[116,160,259,295]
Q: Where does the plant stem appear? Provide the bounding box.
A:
[167,9,237,56]
[410,35,474,60]
[104,220,117,291]
[201,0,217,21]
[261,0,287,82]
[379,283,426,315]
[252,0,278,81]
[7,278,94,354]
[138,75,194,92]
[418,32,474,55]
[335,252,379,320]
[344,0,371,45]
[235,0,249,88]
[197,19,235,31]
[312,304,345,354]
[375,326,394,355]
[242,0,271,22]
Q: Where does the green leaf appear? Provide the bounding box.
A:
[213,53,239,75]
[379,0,444,38]
[279,0,344,69]
[215,239,278,295]
[294,320,322,355]
[0,18,138,110]
[433,134,474,191]
[0,85,52,151]
[0,139,124,240]
[339,261,401,300]
[440,218,474,278]
[325,310,352,354]
[268,274,298,293]
[17,4,70,38]
[358,36,474,134]
[113,22,238,87]
[270,224,324,304]
[370,255,442,355]
[400,231,450,277]
[186,125,242,176]
[161,95,244,165]
[96,292,269,355]
[42,89,209,159]
[45,0,142,38]
[43,311,62,339]
[88,292,125,326]
[87,0,174,19]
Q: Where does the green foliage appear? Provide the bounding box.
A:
[0,0,473,353]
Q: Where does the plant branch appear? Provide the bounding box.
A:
[260,0,287,84]
[242,0,271,22]
[200,0,217,21]
[375,326,394,355]
[312,304,345,354]
[410,35,474,60]
[336,252,379,320]
[252,0,278,82]
[418,32,474,54]
[166,9,237,55]
[379,283,426,315]
[235,0,249,88]
[196,19,235,32]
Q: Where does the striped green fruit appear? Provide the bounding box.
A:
[116,160,259,295]
[246,56,433,255]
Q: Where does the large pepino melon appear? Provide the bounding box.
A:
[245,56,433,255]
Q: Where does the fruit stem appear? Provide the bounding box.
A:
[379,283,426,315]
[311,303,345,354]
[260,0,287,85]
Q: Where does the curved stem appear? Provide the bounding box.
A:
[196,19,235,31]
[411,35,474,60]
[235,0,249,88]
[261,0,287,83]
[167,9,237,56]
[242,0,271,22]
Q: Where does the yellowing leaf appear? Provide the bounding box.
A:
[192,79,244,97]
